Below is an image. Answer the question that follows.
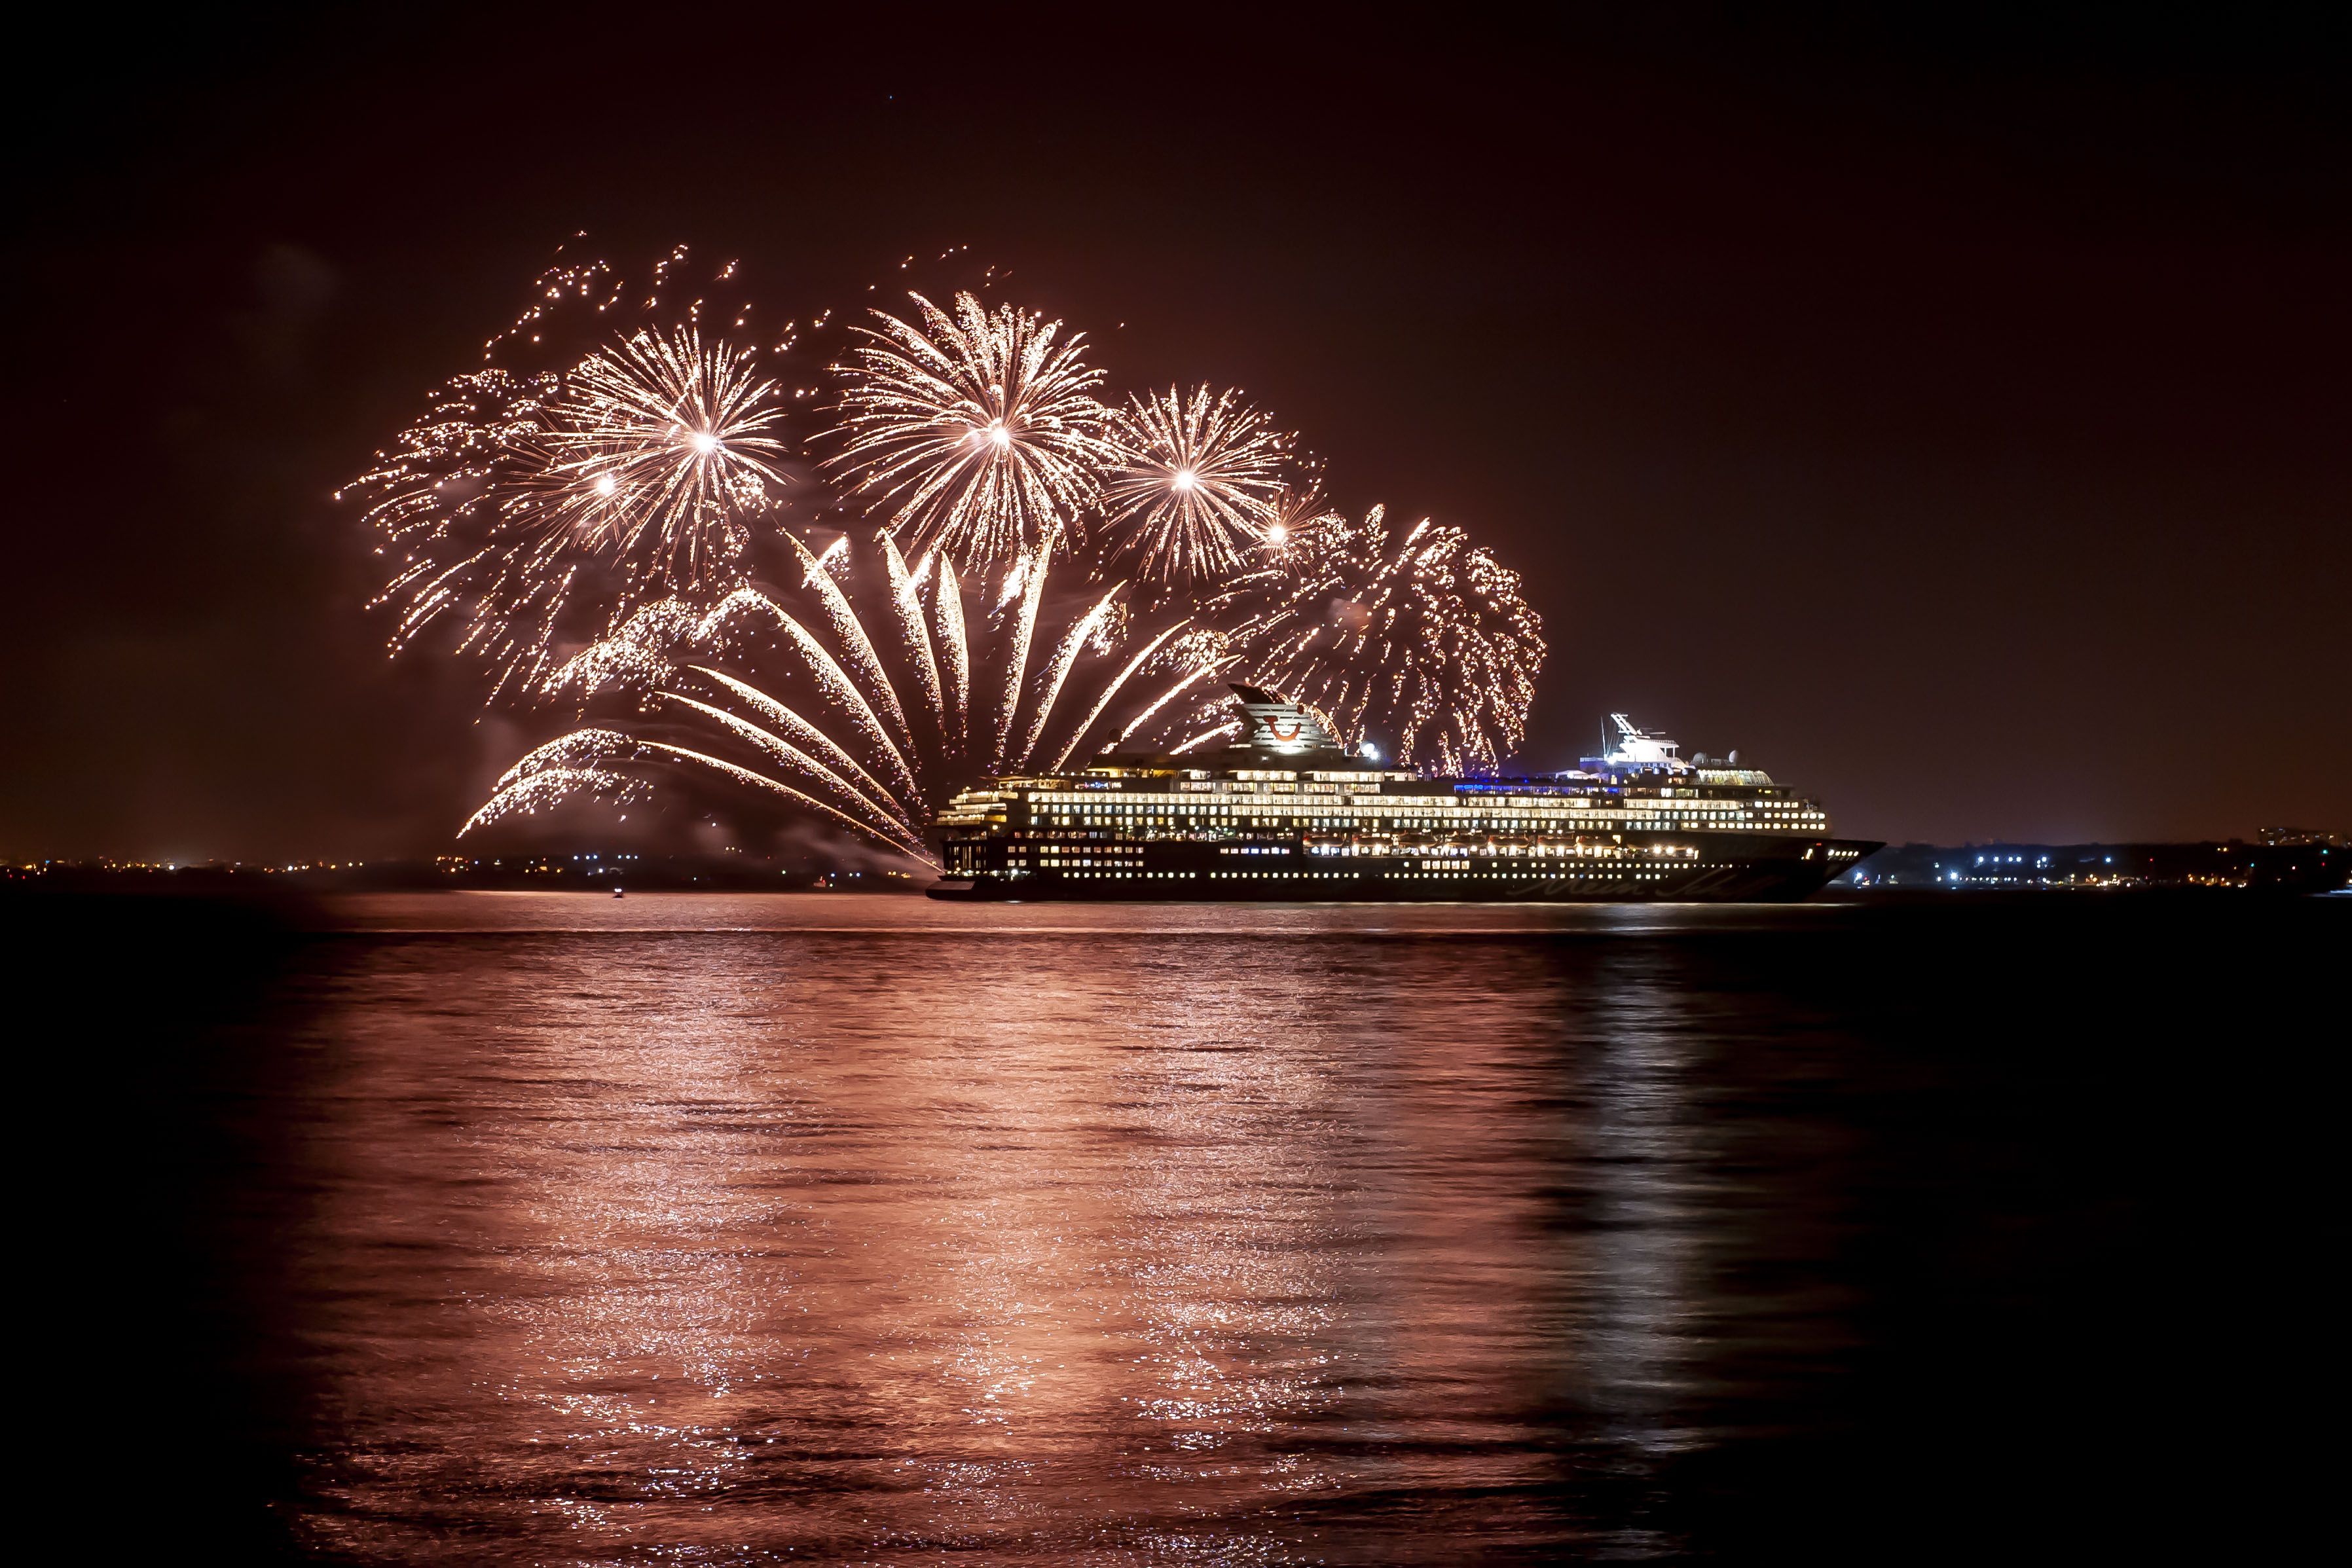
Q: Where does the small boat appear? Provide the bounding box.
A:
[613,886,625,898]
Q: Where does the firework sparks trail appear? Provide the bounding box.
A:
[1112,657,1236,748]
[991,536,1053,769]
[488,242,779,370]
[1040,620,1188,774]
[461,729,669,835]
[787,532,917,757]
[827,292,1116,562]
[468,533,1234,864]
[1017,584,1122,767]
[1104,385,1295,582]
[881,536,944,727]
[932,550,971,756]
[696,587,925,807]
[685,667,908,829]
[477,728,927,855]
[655,693,931,854]
[1167,721,1242,756]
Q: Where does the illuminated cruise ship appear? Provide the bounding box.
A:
[926,687,1880,902]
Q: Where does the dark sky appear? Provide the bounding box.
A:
[5,5,2346,858]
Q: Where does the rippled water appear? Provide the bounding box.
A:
[25,892,2338,1562]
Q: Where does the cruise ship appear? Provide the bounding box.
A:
[927,687,1880,902]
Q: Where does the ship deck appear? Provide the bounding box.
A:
[927,837,1882,903]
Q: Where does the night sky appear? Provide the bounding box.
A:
[7,7,2346,860]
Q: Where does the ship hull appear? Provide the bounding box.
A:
[925,836,1882,903]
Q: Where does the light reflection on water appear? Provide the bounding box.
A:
[270,894,1812,1561]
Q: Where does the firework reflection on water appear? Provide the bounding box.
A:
[276,896,1733,1562]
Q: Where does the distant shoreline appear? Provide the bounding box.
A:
[5,860,2343,900]
[2,856,927,895]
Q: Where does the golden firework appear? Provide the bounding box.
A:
[1103,385,1295,583]
[827,292,1115,562]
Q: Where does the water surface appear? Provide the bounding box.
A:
[29,892,2337,1561]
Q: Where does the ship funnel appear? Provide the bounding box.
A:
[1229,685,1344,756]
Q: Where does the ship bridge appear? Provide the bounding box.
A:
[1580,714,1693,775]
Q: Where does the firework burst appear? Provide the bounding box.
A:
[344,370,559,686]
[356,247,1553,851]
[346,316,790,697]
[1103,385,1294,583]
[1262,470,1344,548]
[534,326,791,583]
[826,292,1114,562]
[1224,505,1545,774]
